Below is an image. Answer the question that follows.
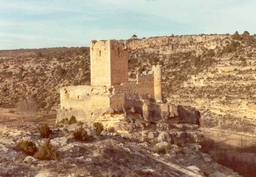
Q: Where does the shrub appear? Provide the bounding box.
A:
[107,127,115,133]
[40,124,51,138]
[73,126,88,141]
[17,140,37,155]
[34,139,59,160]
[58,116,77,125]
[93,122,104,136]
[232,31,242,40]
[59,118,68,124]
[69,116,77,124]
[77,121,83,126]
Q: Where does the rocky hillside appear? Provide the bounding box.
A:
[128,32,256,134]
[0,47,90,111]
[0,32,255,133]
[0,111,240,177]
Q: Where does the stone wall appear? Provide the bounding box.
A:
[110,94,125,111]
[90,40,111,86]
[60,85,111,104]
[112,73,154,96]
[91,95,111,113]
[137,74,154,95]
[148,103,169,121]
[110,40,128,85]
[90,40,128,86]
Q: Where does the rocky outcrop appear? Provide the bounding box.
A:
[177,105,200,125]
[0,121,241,177]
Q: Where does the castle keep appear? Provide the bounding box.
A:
[57,40,174,123]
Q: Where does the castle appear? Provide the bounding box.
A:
[57,40,177,123]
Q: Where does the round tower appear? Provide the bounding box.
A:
[153,65,162,102]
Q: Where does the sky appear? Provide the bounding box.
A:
[0,0,256,49]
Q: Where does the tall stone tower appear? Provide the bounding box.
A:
[90,40,128,86]
[153,65,162,102]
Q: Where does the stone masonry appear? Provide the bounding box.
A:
[57,40,178,123]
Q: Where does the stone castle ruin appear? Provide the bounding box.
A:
[57,40,198,124]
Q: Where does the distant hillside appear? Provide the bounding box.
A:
[128,32,256,134]
[0,47,90,111]
[0,32,255,133]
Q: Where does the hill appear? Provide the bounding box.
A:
[128,32,256,134]
[0,32,255,134]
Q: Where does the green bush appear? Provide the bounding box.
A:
[40,124,51,138]
[17,140,37,155]
[93,122,104,136]
[34,139,59,160]
[73,126,88,141]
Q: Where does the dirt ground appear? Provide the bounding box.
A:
[0,108,56,126]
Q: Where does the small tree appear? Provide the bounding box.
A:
[232,31,242,40]
[16,97,37,118]
[242,31,250,38]
[73,126,88,141]
[132,34,137,39]
[34,139,59,160]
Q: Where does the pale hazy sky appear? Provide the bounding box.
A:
[0,0,255,49]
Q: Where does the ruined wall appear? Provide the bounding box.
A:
[148,103,169,121]
[60,97,90,112]
[59,85,114,122]
[90,40,111,86]
[125,98,143,114]
[110,94,125,111]
[60,85,112,103]
[112,74,154,96]
[91,95,111,113]
[137,74,154,95]
[113,82,138,94]
[110,40,128,85]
